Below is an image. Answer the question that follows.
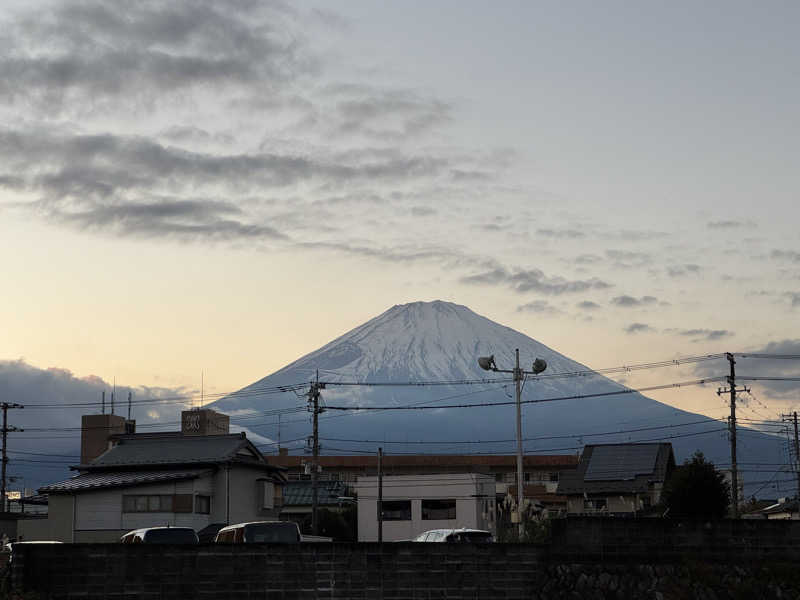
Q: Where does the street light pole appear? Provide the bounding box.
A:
[478,350,547,540]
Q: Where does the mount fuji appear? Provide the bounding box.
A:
[212,301,783,497]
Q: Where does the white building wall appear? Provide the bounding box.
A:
[357,473,495,542]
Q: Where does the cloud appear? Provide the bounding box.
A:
[624,323,654,334]
[692,340,800,401]
[610,295,658,308]
[574,254,603,265]
[0,359,189,488]
[772,250,800,263]
[516,300,561,314]
[0,1,314,114]
[605,249,651,268]
[675,328,734,342]
[537,228,585,239]
[577,301,601,310]
[459,267,612,295]
[410,206,437,217]
[667,264,701,277]
[707,220,747,229]
[785,292,800,308]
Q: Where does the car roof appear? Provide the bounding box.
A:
[422,528,490,535]
[123,527,196,536]
[216,521,294,533]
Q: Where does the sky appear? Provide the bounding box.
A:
[1,0,799,433]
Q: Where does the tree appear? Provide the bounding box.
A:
[661,451,730,519]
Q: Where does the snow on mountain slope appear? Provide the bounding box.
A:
[212,301,783,496]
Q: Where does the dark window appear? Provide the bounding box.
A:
[243,522,300,543]
[549,472,559,482]
[123,495,174,513]
[524,473,531,482]
[173,494,193,513]
[380,500,411,521]
[494,473,503,482]
[422,499,456,520]
[445,531,493,543]
[142,528,198,544]
[195,495,211,514]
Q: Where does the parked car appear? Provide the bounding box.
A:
[412,528,494,543]
[214,521,301,543]
[120,527,199,544]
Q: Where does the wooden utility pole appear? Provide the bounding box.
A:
[308,373,325,536]
[717,353,747,518]
[780,411,800,500]
[378,447,383,543]
[1,403,23,513]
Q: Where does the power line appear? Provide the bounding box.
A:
[324,377,727,411]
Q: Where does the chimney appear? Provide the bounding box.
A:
[181,408,230,436]
[81,414,127,464]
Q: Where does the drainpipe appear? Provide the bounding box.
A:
[226,464,231,525]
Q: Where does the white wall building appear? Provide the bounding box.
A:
[36,409,286,542]
[357,473,495,542]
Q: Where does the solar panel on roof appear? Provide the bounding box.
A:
[584,445,660,481]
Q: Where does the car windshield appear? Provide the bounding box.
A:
[445,531,493,543]
[143,529,198,544]
[244,523,299,543]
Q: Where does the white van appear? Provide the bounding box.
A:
[120,527,199,544]
[214,521,301,543]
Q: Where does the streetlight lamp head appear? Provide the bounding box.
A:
[477,355,496,371]
[531,358,547,374]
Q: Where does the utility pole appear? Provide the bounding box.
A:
[378,447,383,543]
[127,390,132,421]
[780,411,800,500]
[1,403,24,513]
[101,390,105,415]
[513,349,525,538]
[717,352,748,518]
[307,372,325,536]
[478,350,547,539]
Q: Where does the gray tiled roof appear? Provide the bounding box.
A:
[40,468,210,493]
[557,443,675,495]
[282,481,350,507]
[85,433,265,469]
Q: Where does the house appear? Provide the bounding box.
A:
[356,473,496,542]
[280,480,352,521]
[745,498,800,520]
[269,452,577,513]
[36,408,286,542]
[556,443,675,516]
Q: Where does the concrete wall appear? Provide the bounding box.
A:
[11,536,800,600]
[357,473,495,542]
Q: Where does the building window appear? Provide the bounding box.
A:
[122,494,193,513]
[495,473,503,483]
[422,499,456,520]
[549,472,559,482]
[524,473,531,483]
[195,495,211,514]
[380,500,411,521]
[123,495,174,513]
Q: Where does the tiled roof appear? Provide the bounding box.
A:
[40,468,210,493]
[556,443,675,495]
[85,433,269,469]
[268,454,579,470]
[282,481,350,507]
